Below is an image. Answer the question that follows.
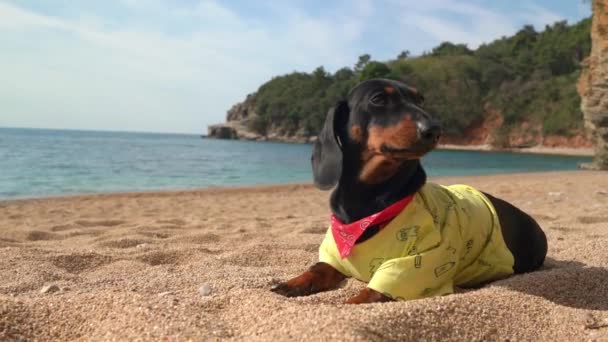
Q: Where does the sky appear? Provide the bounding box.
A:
[0,0,592,134]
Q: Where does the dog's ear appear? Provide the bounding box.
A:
[311,100,349,190]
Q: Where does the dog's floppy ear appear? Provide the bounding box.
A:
[311,100,349,190]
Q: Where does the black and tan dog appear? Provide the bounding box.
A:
[271,78,547,304]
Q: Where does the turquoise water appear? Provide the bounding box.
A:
[0,127,592,200]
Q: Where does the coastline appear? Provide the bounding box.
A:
[0,169,592,203]
[437,143,595,157]
[0,167,592,203]
[203,135,596,157]
[0,170,596,205]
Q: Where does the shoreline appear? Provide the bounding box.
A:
[0,170,595,204]
[437,144,594,157]
[0,182,314,204]
[203,135,596,157]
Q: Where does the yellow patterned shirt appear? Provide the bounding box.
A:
[319,183,515,301]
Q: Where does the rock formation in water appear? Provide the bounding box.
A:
[207,95,265,141]
[207,94,316,143]
[578,0,608,169]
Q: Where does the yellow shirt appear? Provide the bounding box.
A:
[319,183,514,301]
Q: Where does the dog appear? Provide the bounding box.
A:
[271,78,548,304]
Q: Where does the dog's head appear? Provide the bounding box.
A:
[312,78,440,190]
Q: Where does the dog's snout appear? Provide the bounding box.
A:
[417,121,441,144]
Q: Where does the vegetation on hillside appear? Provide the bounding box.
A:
[248,19,591,145]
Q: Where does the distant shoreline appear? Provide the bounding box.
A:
[0,170,594,204]
[4,128,592,201]
[201,134,595,157]
[437,144,594,157]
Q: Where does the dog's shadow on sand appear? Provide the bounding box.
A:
[497,257,608,311]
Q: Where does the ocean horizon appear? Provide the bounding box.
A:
[0,127,593,200]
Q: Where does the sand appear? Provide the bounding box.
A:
[1,171,607,341]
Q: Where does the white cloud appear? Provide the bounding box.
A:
[522,4,565,29]
[0,2,66,29]
[0,0,584,133]
[394,0,571,49]
[0,1,368,133]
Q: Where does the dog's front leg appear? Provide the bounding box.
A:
[271,262,345,297]
[345,288,393,304]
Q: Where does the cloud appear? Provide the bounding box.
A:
[0,1,369,133]
[393,0,572,50]
[0,2,66,29]
[521,3,565,28]
[0,0,587,133]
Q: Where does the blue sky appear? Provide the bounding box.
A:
[0,0,591,134]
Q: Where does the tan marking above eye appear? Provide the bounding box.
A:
[350,125,363,142]
[406,86,418,94]
[384,86,395,94]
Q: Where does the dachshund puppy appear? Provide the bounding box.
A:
[271,79,547,304]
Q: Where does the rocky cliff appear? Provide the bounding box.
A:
[207,95,264,141]
[578,0,608,169]
[437,105,590,149]
[210,100,591,149]
[208,95,592,148]
[207,95,316,143]
[208,17,592,150]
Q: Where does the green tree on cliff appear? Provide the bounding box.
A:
[246,17,592,146]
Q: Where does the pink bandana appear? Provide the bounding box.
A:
[331,195,415,258]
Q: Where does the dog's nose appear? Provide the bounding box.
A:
[417,122,441,144]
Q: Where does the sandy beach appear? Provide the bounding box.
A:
[1,171,607,341]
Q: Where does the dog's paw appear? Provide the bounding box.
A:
[271,263,345,298]
[270,271,321,297]
[345,288,393,304]
[270,281,315,297]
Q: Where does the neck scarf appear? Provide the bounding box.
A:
[331,194,415,258]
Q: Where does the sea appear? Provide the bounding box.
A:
[0,127,593,200]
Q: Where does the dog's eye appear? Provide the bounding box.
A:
[369,93,386,106]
